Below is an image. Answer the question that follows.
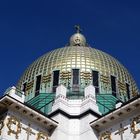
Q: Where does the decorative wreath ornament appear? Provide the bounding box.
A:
[99,131,112,140]
[7,116,21,139]
[37,132,49,140]
[0,120,4,135]
[131,115,140,138]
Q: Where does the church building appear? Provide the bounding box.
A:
[0,27,140,140]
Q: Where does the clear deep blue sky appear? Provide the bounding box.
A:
[0,0,140,95]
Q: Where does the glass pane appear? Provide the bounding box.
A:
[35,75,41,96]
[22,82,27,92]
[92,71,99,87]
[126,83,130,99]
[92,71,99,94]
[73,69,79,85]
[111,76,117,97]
[53,70,60,86]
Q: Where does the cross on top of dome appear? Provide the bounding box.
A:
[75,25,82,33]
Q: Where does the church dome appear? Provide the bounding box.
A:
[17,30,139,102]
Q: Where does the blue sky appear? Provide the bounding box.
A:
[0,0,140,95]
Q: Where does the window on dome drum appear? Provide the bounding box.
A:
[72,69,80,92]
[92,71,99,94]
[35,75,41,96]
[126,83,130,99]
[52,70,60,92]
[111,75,117,97]
[22,82,27,92]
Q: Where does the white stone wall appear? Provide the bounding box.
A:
[80,114,98,140]
[51,114,99,140]
[50,85,100,140]
[51,114,72,140]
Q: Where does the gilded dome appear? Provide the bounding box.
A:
[17,32,139,102]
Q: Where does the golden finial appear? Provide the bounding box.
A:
[74,25,82,33]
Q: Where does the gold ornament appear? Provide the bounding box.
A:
[7,116,21,139]
[131,115,140,138]
[26,80,34,91]
[0,120,4,135]
[37,132,49,140]
[100,75,109,84]
[42,74,51,83]
[99,131,112,140]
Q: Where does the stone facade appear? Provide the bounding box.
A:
[0,85,140,140]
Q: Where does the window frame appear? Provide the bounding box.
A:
[52,70,60,92]
[110,75,117,97]
[92,70,100,94]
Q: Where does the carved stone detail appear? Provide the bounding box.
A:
[99,131,112,140]
[7,116,21,139]
[131,115,140,138]
[0,120,4,135]
[37,132,49,140]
